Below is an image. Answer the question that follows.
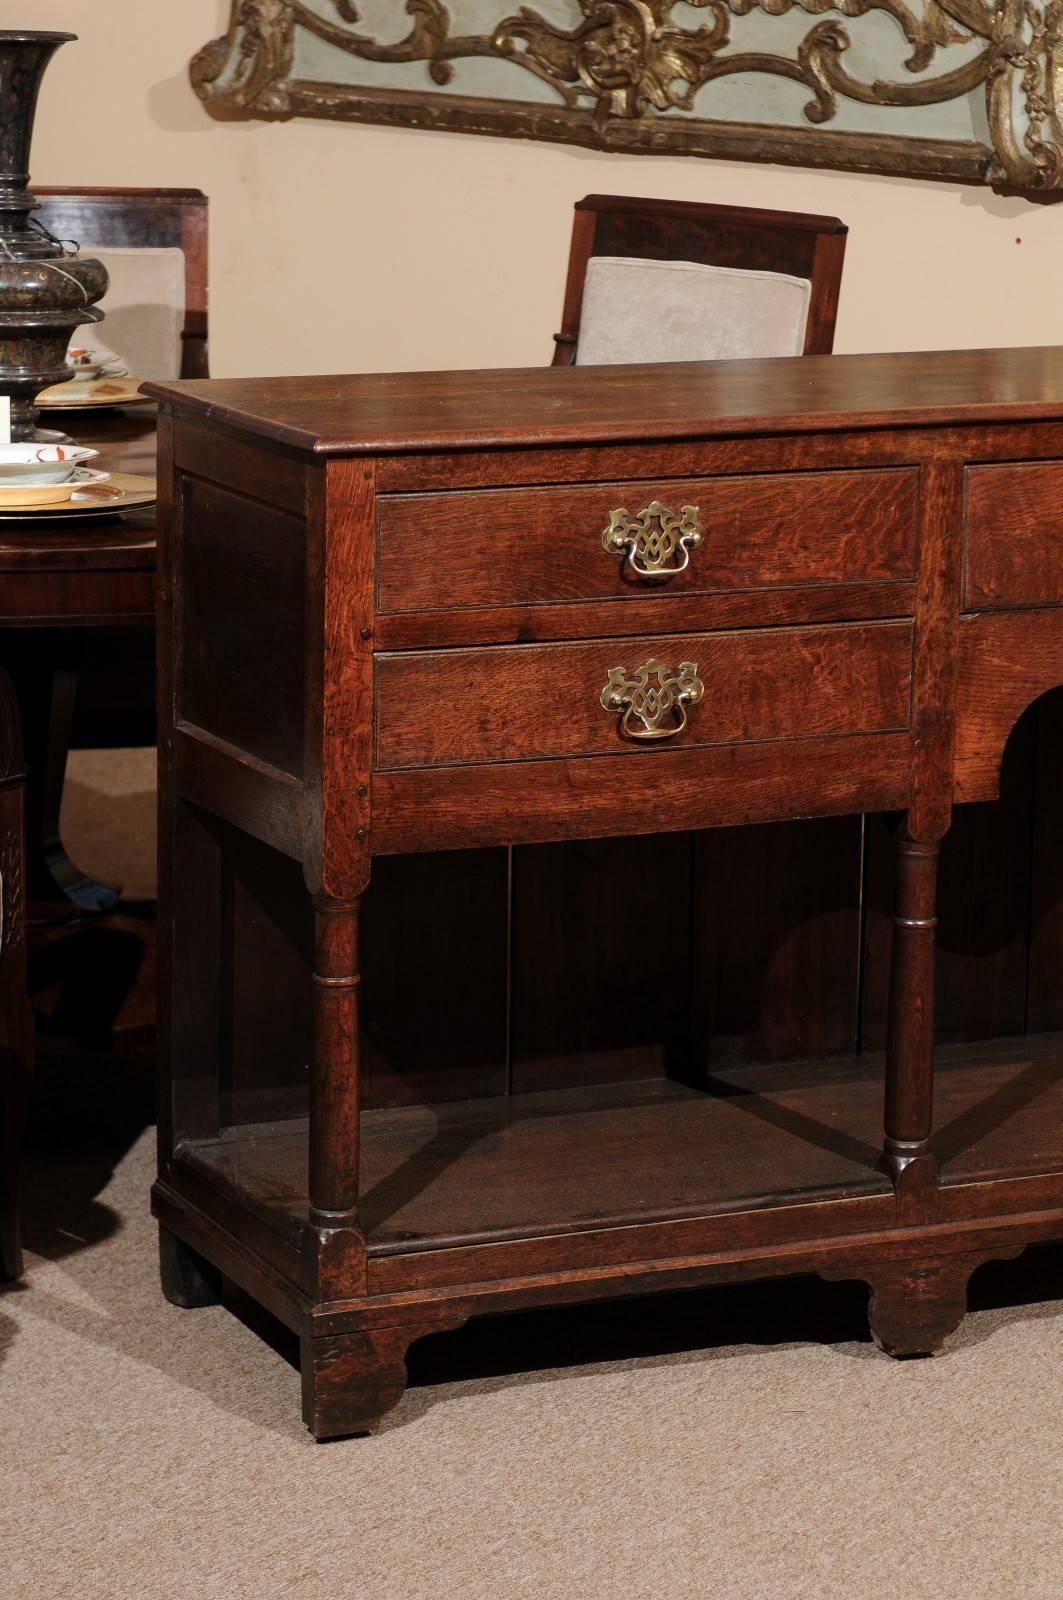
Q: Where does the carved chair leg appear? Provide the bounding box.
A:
[158,1224,222,1309]
[823,1244,1025,1357]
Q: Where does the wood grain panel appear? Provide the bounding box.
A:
[955,609,1063,801]
[372,731,913,854]
[1026,689,1063,1034]
[372,580,918,651]
[178,476,305,778]
[692,816,863,1068]
[377,469,918,614]
[361,849,508,1108]
[372,420,1063,494]
[145,347,1063,457]
[374,621,913,771]
[965,460,1063,609]
[510,834,692,1094]
[174,416,307,516]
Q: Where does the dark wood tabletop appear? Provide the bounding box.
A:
[147,345,1063,455]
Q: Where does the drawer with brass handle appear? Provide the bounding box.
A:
[374,620,913,771]
[376,468,919,619]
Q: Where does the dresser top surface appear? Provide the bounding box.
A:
[144,345,1063,457]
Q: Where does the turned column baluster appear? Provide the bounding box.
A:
[309,894,362,1229]
[881,828,941,1223]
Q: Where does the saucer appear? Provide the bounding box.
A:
[0,466,110,509]
[36,376,151,410]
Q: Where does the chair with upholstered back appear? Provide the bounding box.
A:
[31,186,209,381]
[553,194,847,367]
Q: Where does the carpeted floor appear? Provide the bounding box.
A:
[3,1054,1063,1600]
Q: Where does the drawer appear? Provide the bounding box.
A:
[377,469,919,615]
[374,621,913,770]
[965,460,1063,608]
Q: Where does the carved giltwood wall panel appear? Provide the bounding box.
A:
[192,0,1063,192]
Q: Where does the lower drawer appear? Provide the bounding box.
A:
[374,620,913,770]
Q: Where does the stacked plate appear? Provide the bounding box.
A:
[0,444,108,509]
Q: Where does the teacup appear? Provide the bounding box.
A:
[0,443,99,484]
[67,347,126,381]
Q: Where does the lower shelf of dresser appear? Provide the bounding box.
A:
[173,1033,1063,1291]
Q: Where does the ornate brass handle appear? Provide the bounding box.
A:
[602,500,705,581]
[600,658,704,742]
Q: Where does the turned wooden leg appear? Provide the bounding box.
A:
[309,894,361,1228]
[880,828,941,1224]
[158,1224,221,1309]
[824,1244,1025,1357]
[304,894,368,1299]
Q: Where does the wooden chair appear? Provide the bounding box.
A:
[32,187,209,380]
[553,194,847,366]
[15,189,208,919]
[0,668,31,1280]
[537,194,850,1103]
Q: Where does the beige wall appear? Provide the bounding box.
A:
[24,0,1063,379]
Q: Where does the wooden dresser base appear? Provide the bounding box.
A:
[146,352,1063,1438]
[153,1035,1063,1436]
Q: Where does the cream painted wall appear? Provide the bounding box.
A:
[20,0,1063,379]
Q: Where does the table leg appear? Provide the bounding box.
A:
[5,640,119,913]
[1,754,32,1281]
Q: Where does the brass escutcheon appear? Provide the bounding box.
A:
[602,500,704,581]
[600,658,704,742]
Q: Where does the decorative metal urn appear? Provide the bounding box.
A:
[0,31,107,441]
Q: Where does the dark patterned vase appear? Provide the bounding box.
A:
[0,31,108,441]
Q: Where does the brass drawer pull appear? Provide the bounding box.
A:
[600,658,704,742]
[602,501,704,581]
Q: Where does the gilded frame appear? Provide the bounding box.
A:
[192,1,1063,193]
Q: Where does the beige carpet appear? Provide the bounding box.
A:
[3,1064,1063,1599]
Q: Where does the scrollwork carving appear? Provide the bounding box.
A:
[190,0,1063,191]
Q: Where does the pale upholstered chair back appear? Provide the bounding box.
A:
[80,246,185,381]
[575,257,811,366]
[554,195,847,368]
[32,188,209,380]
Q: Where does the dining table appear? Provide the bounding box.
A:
[0,402,157,911]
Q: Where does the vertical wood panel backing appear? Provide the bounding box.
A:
[861,715,1037,1050]
[305,457,375,901]
[692,816,864,1070]
[510,834,692,1094]
[222,824,314,1126]
[361,849,509,1107]
[1026,690,1063,1033]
